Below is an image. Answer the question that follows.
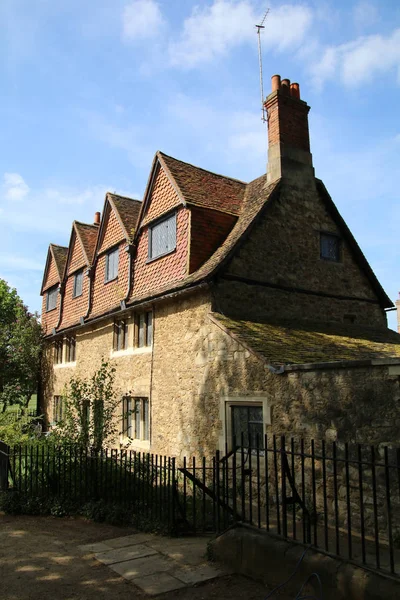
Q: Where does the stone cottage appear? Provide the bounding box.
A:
[40,75,400,458]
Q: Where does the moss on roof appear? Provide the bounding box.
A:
[212,314,400,366]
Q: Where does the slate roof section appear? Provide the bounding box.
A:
[74,222,99,265]
[159,152,247,216]
[211,313,400,367]
[107,193,141,241]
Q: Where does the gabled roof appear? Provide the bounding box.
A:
[108,193,141,240]
[94,192,141,257]
[159,152,246,215]
[211,314,400,367]
[63,221,99,278]
[75,222,99,265]
[127,176,281,305]
[136,151,248,234]
[316,180,393,309]
[40,244,68,294]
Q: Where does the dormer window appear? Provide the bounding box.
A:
[105,247,119,282]
[73,270,83,298]
[46,286,58,312]
[148,213,176,260]
[320,232,340,262]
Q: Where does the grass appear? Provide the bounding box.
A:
[0,395,38,414]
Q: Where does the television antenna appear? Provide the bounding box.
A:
[255,7,270,122]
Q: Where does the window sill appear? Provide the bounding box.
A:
[120,437,150,451]
[319,257,342,264]
[110,346,152,358]
[72,293,83,299]
[54,362,77,369]
[104,276,118,285]
[46,307,57,313]
[146,247,176,264]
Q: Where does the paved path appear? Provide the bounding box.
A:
[79,533,229,595]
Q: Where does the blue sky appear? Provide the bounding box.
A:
[0,0,399,328]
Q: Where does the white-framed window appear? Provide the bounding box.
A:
[53,395,63,423]
[221,397,270,455]
[231,404,264,451]
[320,232,340,262]
[148,213,176,260]
[73,270,83,297]
[123,396,149,441]
[46,286,58,311]
[134,311,153,348]
[105,247,119,282]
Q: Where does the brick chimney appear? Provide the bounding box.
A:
[94,211,101,225]
[264,75,314,183]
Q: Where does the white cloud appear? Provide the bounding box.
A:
[169,1,313,68]
[166,93,266,179]
[353,1,379,30]
[0,173,110,234]
[0,254,43,271]
[310,28,400,88]
[3,172,30,201]
[122,0,164,42]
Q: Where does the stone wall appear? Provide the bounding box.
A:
[42,315,153,449]
[216,179,386,327]
[43,288,400,459]
[213,278,387,327]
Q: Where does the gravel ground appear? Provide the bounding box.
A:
[0,514,285,600]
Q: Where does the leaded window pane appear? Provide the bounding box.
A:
[149,213,176,259]
[146,312,153,346]
[73,270,83,297]
[135,399,141,438]
[320,233,340,261]
[231,405,264,453]
[143,399,149,441]
[123,397,132,437]
[106,248,119,281]
[47,286,58,311]
[138,313,145,347]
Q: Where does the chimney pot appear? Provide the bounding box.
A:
[290,82,300,99]
[281,79,290,95]
[271,74,281,92]
[94,211,101,225]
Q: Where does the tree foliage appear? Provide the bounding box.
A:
[52,360,122,450]
[0,412,42,446]
[0,279,43,412]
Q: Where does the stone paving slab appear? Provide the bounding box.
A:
[108,554,174,580]
[79,533,229,595]
[132,572,186,595]
[95,544,158,565]
[170,563,226,585]
[146,536,208,565]
[103,533,155,549]
[78,542,113,554]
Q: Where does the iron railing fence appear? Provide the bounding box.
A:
[0,435,399,577]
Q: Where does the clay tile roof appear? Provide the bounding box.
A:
[74,222,99,265]
[211,314,400,367]
[127,176,280,306]
[108,193,141,240]
[192,175,278,281]
[159,152,247,216]
[50,244,68,279]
